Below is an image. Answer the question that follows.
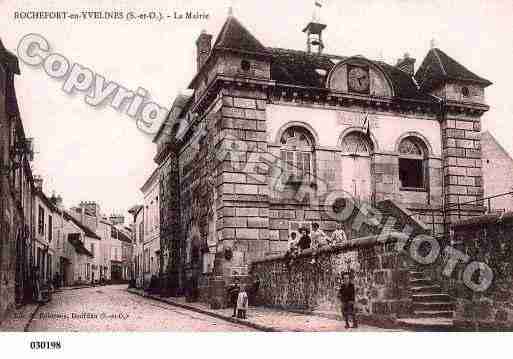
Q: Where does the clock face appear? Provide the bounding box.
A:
[348,66,370,93]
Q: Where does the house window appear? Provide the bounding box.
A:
[47,254,52,281]
[139,222,144,243]
[38,205,45,236]
[280,126,314,183]
[90,243,95,257]
[48,215,53,242]
[111,226,117,238]
[398,137,427,190]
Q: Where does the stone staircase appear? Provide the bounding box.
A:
[396,268,455,330]
[373,200,455,330]
[409,269,454,319]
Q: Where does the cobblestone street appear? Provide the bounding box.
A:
[27,285,254,332]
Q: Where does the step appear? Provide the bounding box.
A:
[413,310,454,319]
[412,301,455,312]
[396,317,454,331]
[410,285,442,294]
[412,293,452,302]
[409,271,426,280]
[409,278,433,286]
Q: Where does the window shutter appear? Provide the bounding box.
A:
[286,151,294,181]
[296,152,304,181]
[281,150,295,183]
[303,152,311,182]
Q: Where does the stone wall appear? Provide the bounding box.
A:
[159,150,182,296]
[251,234,415,319]
[441,110,485,224]
[449,214,513,329]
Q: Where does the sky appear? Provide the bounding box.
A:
[1,0,513,221]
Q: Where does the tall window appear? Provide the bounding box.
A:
[139,222,144,243]
[145,206,149,234]
[398,137,427,190]
[90,243,95,257]
[280,126,314,183]
[38,205,45,236]
[155,196,159,230]
[47,254,52,281]
[48,215,53,242]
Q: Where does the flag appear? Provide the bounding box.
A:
[315,1,322,7]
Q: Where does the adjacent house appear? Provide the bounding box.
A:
[480,130,513,212]
[140,168,160,288]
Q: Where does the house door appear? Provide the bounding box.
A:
[341,154,372,202]
[340,132,373,203]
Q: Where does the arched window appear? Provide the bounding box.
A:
[398,137,427,189]
[280,126,314,183]
[340,132,372,155]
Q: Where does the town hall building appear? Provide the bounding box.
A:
[152,12,492,299]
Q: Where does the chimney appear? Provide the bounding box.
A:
[396,53,416,76]
[196,30,212,73]
[50,193,63,208]
[33,175,43,191]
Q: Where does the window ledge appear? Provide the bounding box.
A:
[400,187,427,192]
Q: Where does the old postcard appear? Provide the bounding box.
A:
[1,0,512,356]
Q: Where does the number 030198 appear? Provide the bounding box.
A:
[30,341,62,350]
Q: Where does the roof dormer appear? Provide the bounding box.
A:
[326,56,395,97]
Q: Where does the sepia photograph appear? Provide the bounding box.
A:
[1,0,513,355]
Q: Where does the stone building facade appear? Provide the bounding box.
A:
[154,14,492,300]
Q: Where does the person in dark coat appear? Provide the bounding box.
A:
[338,272,357,329]
[227,278,240,317]
[298,227,311,252]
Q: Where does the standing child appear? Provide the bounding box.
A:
[227,278,240,317]
[236,285,249,319]
[338,272,358,329]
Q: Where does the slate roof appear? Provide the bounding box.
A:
[68,233,94,257]
[376,61,433,101]
[213,15,270,55]
[116,229,132,244]
[415,48,492,91]
[63,211,101,240]
[268,48,432,101]
[269,47,337,87]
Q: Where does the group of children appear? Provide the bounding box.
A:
[227,279,249,320]
[287,222,348,264]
